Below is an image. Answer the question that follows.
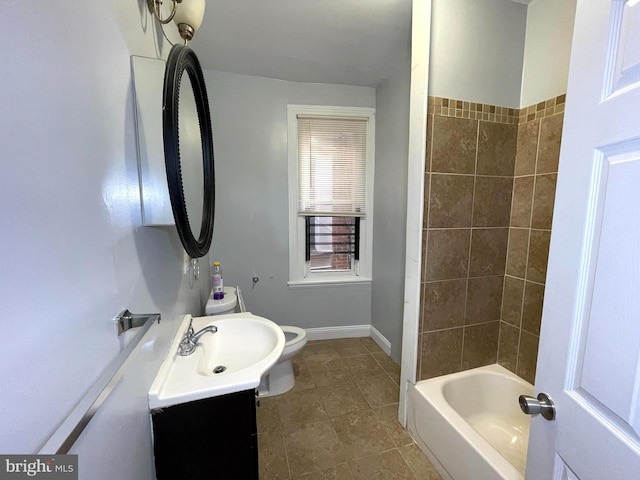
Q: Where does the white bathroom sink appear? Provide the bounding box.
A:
[148,313,285,409]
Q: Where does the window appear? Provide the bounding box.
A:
[306,216,359,271]
[287,105,375,286]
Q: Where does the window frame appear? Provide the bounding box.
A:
[287,105,375,287]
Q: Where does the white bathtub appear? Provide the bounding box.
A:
[407,364,533,480]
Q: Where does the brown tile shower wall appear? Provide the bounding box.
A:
[417,98,517,380]
[498,96,565,384]
[417,95,565,383]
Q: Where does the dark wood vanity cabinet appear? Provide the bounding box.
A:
[152,389,259,480]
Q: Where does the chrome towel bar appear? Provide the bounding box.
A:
[38,311,160,454]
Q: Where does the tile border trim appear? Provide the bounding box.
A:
[427,94,566,125]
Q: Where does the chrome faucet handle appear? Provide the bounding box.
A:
[177,318,195,357]
[185,317,194,337]
[178,323,217,356]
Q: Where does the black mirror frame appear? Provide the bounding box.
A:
[162,44,215,258]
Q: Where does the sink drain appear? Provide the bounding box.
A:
[213,365,226,374]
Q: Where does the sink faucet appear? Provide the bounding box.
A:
[178,318,218,356]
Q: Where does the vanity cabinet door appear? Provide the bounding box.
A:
[152,389,258,480]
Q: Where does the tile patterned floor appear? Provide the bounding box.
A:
[256,337,443,479]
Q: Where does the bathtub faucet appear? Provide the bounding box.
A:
[178,318,218,356]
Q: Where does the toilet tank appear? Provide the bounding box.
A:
[205,286,238,315]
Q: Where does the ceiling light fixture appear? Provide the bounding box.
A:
[147,0,205,43]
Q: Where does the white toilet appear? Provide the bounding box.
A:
[258,325,307,397]
[205,287,307,398]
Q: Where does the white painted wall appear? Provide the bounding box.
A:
[204,70,375,330]
[372,59,411,362]
[429,0,527,108]
[0,2,207,479]
[520,0,577,107]
[399,0,431,424]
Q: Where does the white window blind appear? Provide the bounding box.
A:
[297,115,368,216]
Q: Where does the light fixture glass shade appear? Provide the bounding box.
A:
[173,0,206,35]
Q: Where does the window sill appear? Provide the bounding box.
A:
[287,277,372,289]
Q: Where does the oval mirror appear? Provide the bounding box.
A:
[178,73,204,237]
[162,45,215,258]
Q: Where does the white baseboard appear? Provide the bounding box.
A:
[305,325,371,341]
[370,326,392,356]
[304,325,392,356]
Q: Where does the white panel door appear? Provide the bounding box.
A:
[527,0,640,479]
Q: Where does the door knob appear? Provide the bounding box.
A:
[519,393,555,420]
